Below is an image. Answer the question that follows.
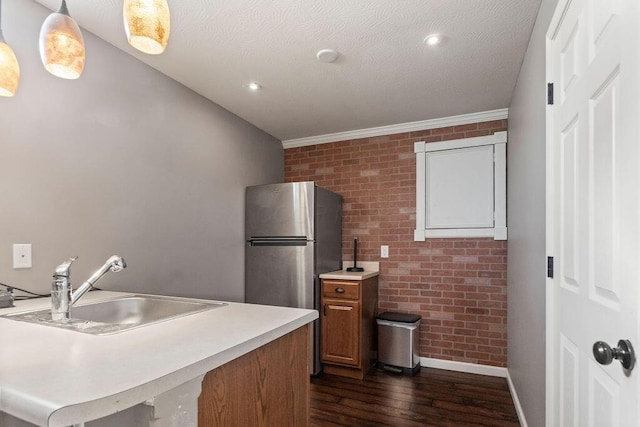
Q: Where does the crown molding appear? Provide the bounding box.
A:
[282,108,509,148]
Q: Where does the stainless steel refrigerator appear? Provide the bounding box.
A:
[245,182,342,374]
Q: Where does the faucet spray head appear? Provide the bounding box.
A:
[106,255,127,273]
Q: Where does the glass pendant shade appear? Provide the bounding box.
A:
[124,0,170,55]
[39,0,85,80]
[0,0,19,97]
[0,36,19,97]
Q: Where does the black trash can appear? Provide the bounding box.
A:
[376,312,422,375]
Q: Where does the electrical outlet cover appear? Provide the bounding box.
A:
[381,245,389,258]
[13,244,32,269]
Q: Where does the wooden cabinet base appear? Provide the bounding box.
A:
[321,276,379,380]
[198,325,310,426]
[323,362,373,380]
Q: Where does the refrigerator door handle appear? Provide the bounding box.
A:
[247,237,310,246]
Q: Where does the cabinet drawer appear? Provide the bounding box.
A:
[322,280,360,300]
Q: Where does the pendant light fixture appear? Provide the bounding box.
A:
[39,0,85,80]
[124,0,170,55]
[0,0,20,97]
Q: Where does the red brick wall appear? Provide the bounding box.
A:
[285,120,508,367]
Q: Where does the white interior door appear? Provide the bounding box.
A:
[547,0,640,425]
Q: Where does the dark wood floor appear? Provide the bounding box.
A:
[310,367,520,427]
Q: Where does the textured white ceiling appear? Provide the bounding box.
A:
[32,0,541,141]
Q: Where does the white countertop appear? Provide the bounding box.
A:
[319,270,380,280]
[0,291,317,427]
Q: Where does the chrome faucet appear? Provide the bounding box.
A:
[51,255,127,321]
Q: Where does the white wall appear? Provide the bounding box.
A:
[507,0,558,425]
[0,0,283,302]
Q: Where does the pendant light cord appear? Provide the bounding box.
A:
[58,0,69,16]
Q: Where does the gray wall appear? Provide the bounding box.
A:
[0,0,283,302]
[507,0,557,425]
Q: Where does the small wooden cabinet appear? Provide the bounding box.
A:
[321,275,378,379]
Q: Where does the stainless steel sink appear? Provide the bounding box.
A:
[1,295,226,335]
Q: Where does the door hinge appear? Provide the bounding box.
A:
[547,256,554,278]
[547,83,554,105]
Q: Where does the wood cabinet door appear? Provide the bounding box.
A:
[321,299,360,367]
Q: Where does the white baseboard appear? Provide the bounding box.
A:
[419,358,526,425]
[506,370,528,427]
[419,357,507,378]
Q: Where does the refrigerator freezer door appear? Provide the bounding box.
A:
[245,242,315,309]
[246,182,315,240]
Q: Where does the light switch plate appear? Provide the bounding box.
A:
[13,244,32,269]
[381,245,389,258]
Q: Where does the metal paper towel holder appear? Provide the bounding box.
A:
[346,237,364,272]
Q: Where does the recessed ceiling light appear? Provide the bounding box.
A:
[245,82,261,91]
[316,49,339,63]
[424,34,442,46]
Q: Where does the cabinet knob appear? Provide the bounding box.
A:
[335,287,345,293]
